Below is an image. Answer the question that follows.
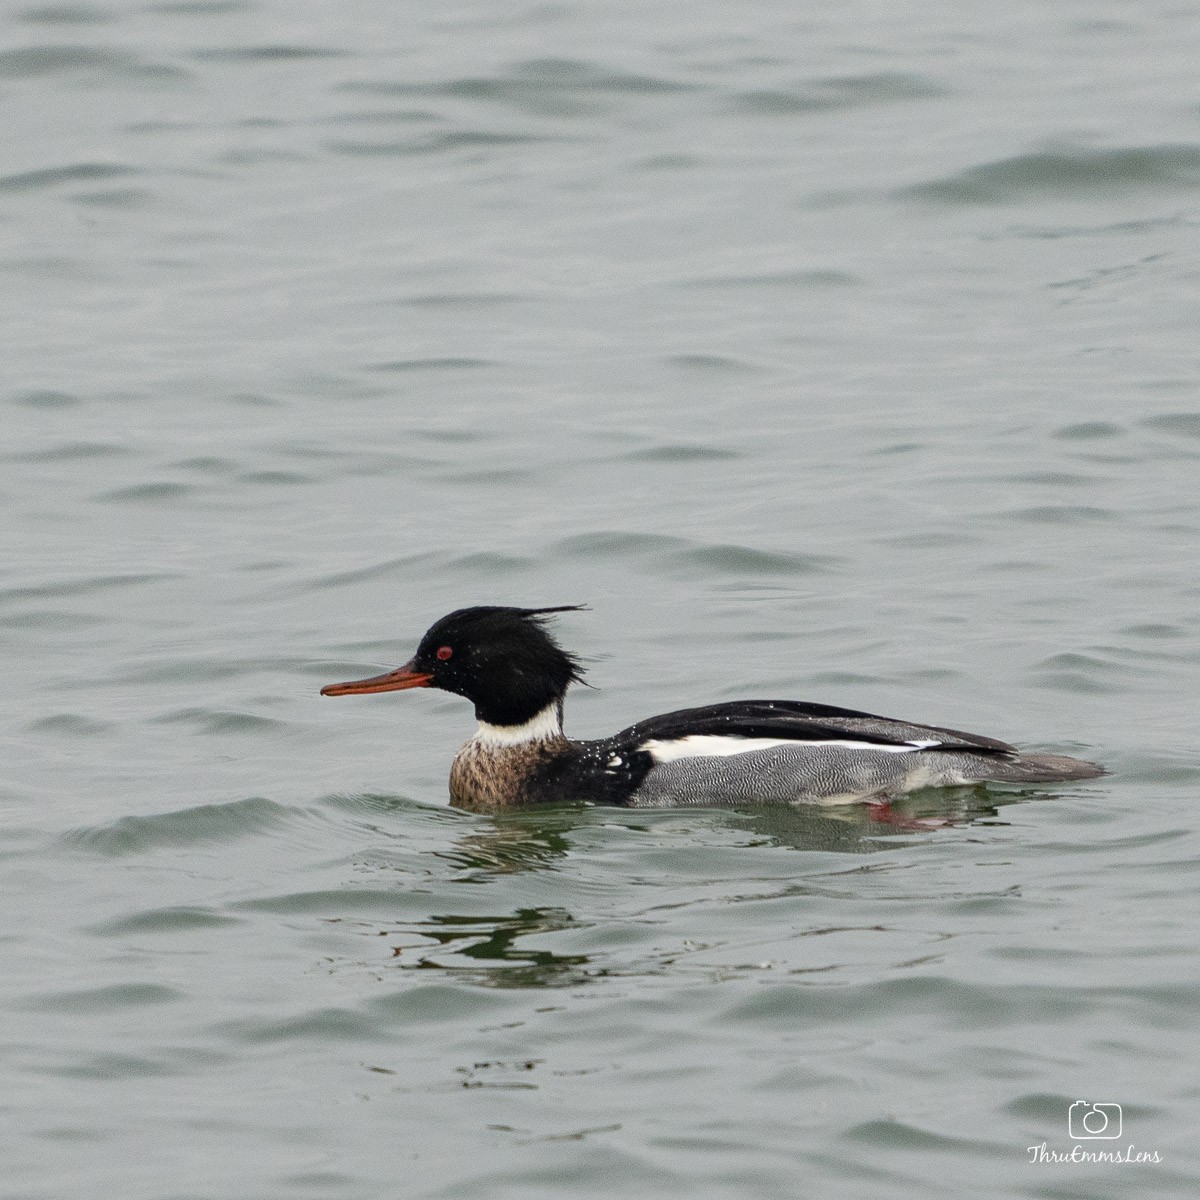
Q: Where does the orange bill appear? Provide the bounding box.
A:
[321,660,433,696]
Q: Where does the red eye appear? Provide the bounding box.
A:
[436,645,453,661]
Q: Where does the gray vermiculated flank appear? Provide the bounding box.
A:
[627,745,1101,807]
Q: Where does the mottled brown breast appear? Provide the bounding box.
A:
[448,736,572,811]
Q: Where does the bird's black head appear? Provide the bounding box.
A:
[321,605,587,727]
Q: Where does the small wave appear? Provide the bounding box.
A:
[346,57,700,109]
[845,1118,1003,1156]
[397,292,523,309]
[434,467,538,486]
[0,162,135,193]
[151,708,289,735]
[10,388,83,407]
[466,56,699,97]
[1029,652,1127,695]
[0,609,105,631]
[73,186,153,209]
[330,131,562,158]
[7,440,129,462]
[679,268,858,290]
[366,356,495,372]
[67,796,293,855]
[621,444,742,464]
[149,2,250,15]
[1121,622,1185,640]
[305,552,436,590]
[1036,652,1116,672]
[26,713,113,735]
[366,983,519,1022]
[96,481,196,503]
[634,152,704,171]
[445,551,535,574]
[16,982,181,1012]
[88,905,242,936]
[719,974,1102,1028]
[1005,1091,1165,1124]
[232,887,436,916]
[903,143,1200,204]
[685,543,836,576]
[1007,504,1117,524]
[1142,412,1200,439]
[20,4,110,24]
[730,72,945,116]
[113,656,277,684]
[47,1052,181,1080]
[1029,673,1115,696]
[1052,421,1122,440]
[325,107,439,127]
[236,469,313,486]
[0,571,178,606]
[665,353,761,374]
[213,1008,376,1044]
[191,45,345,63]
[0,45,184,82]
[1109,753,1200,785]
[553,531,842,578]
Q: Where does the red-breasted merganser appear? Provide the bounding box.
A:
[320,606,1105,811]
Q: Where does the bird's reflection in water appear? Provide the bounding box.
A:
[437,784,1018,876]
[399,906,591,988]
[735,784,1015,851]
[433,808,579,878]
[389,787,1032,988]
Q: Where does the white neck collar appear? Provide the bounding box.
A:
[472,702,563,747]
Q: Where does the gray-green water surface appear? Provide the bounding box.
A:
[4,1,1199,1197]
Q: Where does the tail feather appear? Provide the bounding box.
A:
[975,752,1106,784]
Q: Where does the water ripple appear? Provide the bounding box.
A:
[1143,412,1200,439]
[678,268,858,290]
[0,572,179,606]
[730,72,945,115]
[25,714,113,736]
[345,57,702,115]
[903,143,1200,205]
[0,45,184,81]
[553,531,843,578]
[366,356,496,372]
[620,443,741,463]
[232,887,442,917]
[0,162,136,193]
[1007,504,1117,524]
[66,797,294,855]
[18,983,181,1013]
[87,905,243,936]
[149,1,249,14]
[96,481,197,504]
[213,1008,377,1044]
[331,131,568,158]
[665,353,761,374]
[152,708,289,735]
[844,1118,1005,1156]
[191,46,346,63]
[20,5,111,24]
[1053,421,1123,440]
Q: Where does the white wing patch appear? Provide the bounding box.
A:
[639,735,942,764]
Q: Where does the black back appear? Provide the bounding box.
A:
[606,699,1016,755]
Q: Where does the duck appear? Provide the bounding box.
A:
[320,605,1105,812]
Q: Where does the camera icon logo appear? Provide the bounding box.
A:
[1069,1101,1122,1140]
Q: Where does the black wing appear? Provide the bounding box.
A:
[609,699,1016,756]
